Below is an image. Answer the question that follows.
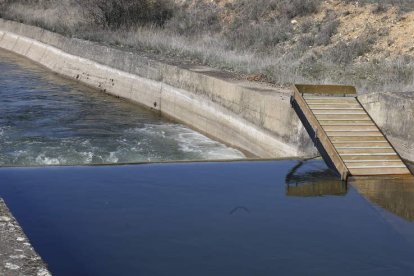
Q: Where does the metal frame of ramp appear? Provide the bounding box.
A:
[291,84,412,181]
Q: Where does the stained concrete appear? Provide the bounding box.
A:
[359,92,414,162]
[0,19,317,159]
[0,199,50,276]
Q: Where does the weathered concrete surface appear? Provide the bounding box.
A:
[0,199,50,276]
[359,92,414,162]
[0,19,317,158]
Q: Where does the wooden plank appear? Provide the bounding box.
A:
[315,114,370,120]
[344,161,405,167]
[312,110,366,115]
[349,167,411,176]
[327,131,383,137]
[296,84,356,95]
[319,120,375,126]
[306,99,358,104]
[330,136,387,142]
[308,104,362,109]
[324,125,378,131]
[348,165,407,169]
[311,108,364,111]
[337,148,395,154]
[306,97,357,101]
[334,142,391,148]
[342,155,401,161]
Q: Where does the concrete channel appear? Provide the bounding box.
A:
[0,19,412,162]
[0,18,318,159]
[0,19,413,274]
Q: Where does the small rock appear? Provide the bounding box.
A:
[37,268,52,276]
[10,254,26,259]
[5,262,20,270]
[0,216,11,222]
[16,237,25,242]
[291,19,298,24]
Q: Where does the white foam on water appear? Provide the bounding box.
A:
[133,123,245,160]
[79,151,93,163]
[35,154,63,165]
[107,152,119,163]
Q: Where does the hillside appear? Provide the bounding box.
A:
[1,0,414,92]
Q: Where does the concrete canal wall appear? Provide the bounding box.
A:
[0,18,317,158]
[359,92,414,162]
[0,199,50,276]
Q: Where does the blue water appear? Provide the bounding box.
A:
[0,49,244,166]
[1,160,414,275]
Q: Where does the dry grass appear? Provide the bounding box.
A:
[1,0,414,93]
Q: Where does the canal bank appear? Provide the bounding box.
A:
[1,19,413,162]
[0,18,317,159]
[359,92,414,162]
[0,199,50,275]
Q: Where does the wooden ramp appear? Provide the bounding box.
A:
[291,84,411,180]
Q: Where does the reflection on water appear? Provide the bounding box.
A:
[350,176,414,221]
[285,160,414,221]
[285,159,347,197]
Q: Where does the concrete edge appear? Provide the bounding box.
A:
[359,91,414,162]
[0,198,51,276]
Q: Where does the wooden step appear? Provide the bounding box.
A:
[310,107,364,111]
[341,155,401,161]
[292,84,411,178]
[327,131,383,137]
[305,99,358,104]
[330,136,387,142]
[316,114,370,120]
[313,109,366,115]
[334,141,391,148]
[308,104,362,109]
[338,148,395,154]
[304,96,357,100]
[324,125,378,132]
[319,120,375,126]
[344,161,405,167]
[349,167,411,176]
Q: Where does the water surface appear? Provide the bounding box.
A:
[1,160,414,276]
[0,49,244,166]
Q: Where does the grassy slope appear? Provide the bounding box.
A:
[1,0,414,93]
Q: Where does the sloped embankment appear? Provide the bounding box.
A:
[0,19,317,159]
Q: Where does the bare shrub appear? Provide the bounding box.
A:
[165,1,221,35]
[300,19,313,33]
[231,0,320,21]
[326,27,377,65]
[0,0,90,34]
[224,18,292,51]
[277,0,321,18]
[314,18,339,46]
[0,0,174,34]
[372,3,387,14]
[86,0,173,29]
